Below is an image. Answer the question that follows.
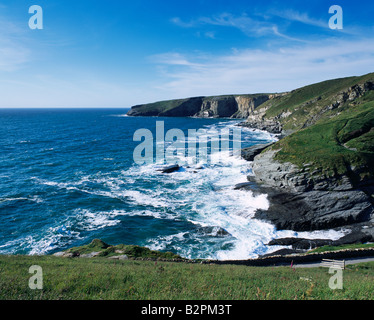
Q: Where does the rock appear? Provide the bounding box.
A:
[108,255,129,260]
[250,147,374,231]
[231,95,270,118]
[89,239,110,249]
[53,251,66,257]
[259,248,304,257]
[127,94,276,119]
[254,188,373,231]
[157,164,180,173]
[234,182,254,190]
[332,223,374,245]
[195,226,230,237]
[268,238,334,250]
[79,251,101,258]
[251,149,305,190]
[53,252,73,258]
[240,143,274,162]
[194,96,238,118]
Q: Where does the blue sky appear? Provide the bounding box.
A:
[0,0,374,107]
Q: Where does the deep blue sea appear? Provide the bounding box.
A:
[0,109,344,259]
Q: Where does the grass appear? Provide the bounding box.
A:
[263,73,374,129]
[130,93,270,117]
[130,97,194,115]
[65,239,183,260]
[1,255,374,300]
[306,243,374,254]
[270,100,374,178]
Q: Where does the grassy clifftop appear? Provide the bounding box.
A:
[272,99,374,180]
[127,72,374,185]
[257,73,374,186]
[261,73,374,129]
[1,253,374,300]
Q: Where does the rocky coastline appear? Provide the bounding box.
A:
[240,132,374,255]
[126,73,374,257]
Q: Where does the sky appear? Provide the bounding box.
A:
[0,0,373,108]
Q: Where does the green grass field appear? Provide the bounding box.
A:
[1,255,374,300]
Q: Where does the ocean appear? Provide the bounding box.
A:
[0,108,344,260]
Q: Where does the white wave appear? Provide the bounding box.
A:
[73,209,121,231]
[0,196,43,204]
[24,120,346,260]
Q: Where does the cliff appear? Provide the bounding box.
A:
[248,73,374,244]
[126,94,274,118]
[127,72,374,244]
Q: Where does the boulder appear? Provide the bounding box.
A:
[157,164,180,173]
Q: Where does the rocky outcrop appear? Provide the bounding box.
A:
[157,164,181,173]
[254,188,373,231]
[239,105,283,134]
[194,96,238,118]
[302,81,374,128]
[231,95,270,118]
[267,237,334,250]
[160,97,203,117]
[127,94,274,119]
[241,143,274,162]
[251,149,374,232]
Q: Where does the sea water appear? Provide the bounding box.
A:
[0,108,344,259]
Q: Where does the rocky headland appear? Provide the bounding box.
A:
[127,72,374,253]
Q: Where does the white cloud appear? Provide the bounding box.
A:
[149,38,374,98]
[0,17,31,71]
[268,9,327,28]
[173,13,281,38]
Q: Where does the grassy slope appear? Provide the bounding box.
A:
[128,73,374,179]
[130,98,193,115]
[306,243,374,254]
[271,100,374,178]
[64,239,183,260]
[1,255,374,300]
[263,73,374,130]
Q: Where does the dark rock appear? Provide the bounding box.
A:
[194,96,238,118]
[195,226,230,237]
[241,143,274,162]
[259,248,303,257]
[268,238,334,250]
[332,224,374,246]
[157,165,180,173]
[160,97,203,117]
[254,189,373,231]
[234,182,254,190]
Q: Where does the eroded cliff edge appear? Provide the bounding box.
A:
[243,73,374,246]
[127,72,374,246]
[126,93,285,119]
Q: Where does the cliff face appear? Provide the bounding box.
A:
[251,149,373,232]
[127,94,272,119]
[194,96,238,118]
[248,74,374,238]
[126,72,374,241]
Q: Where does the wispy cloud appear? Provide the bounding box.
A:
[149,52,205,68]
[0,15,32,71]
[150,38,374,98]
[172,13,278,37]
[267,9,327,28]
[171,12,311,42]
